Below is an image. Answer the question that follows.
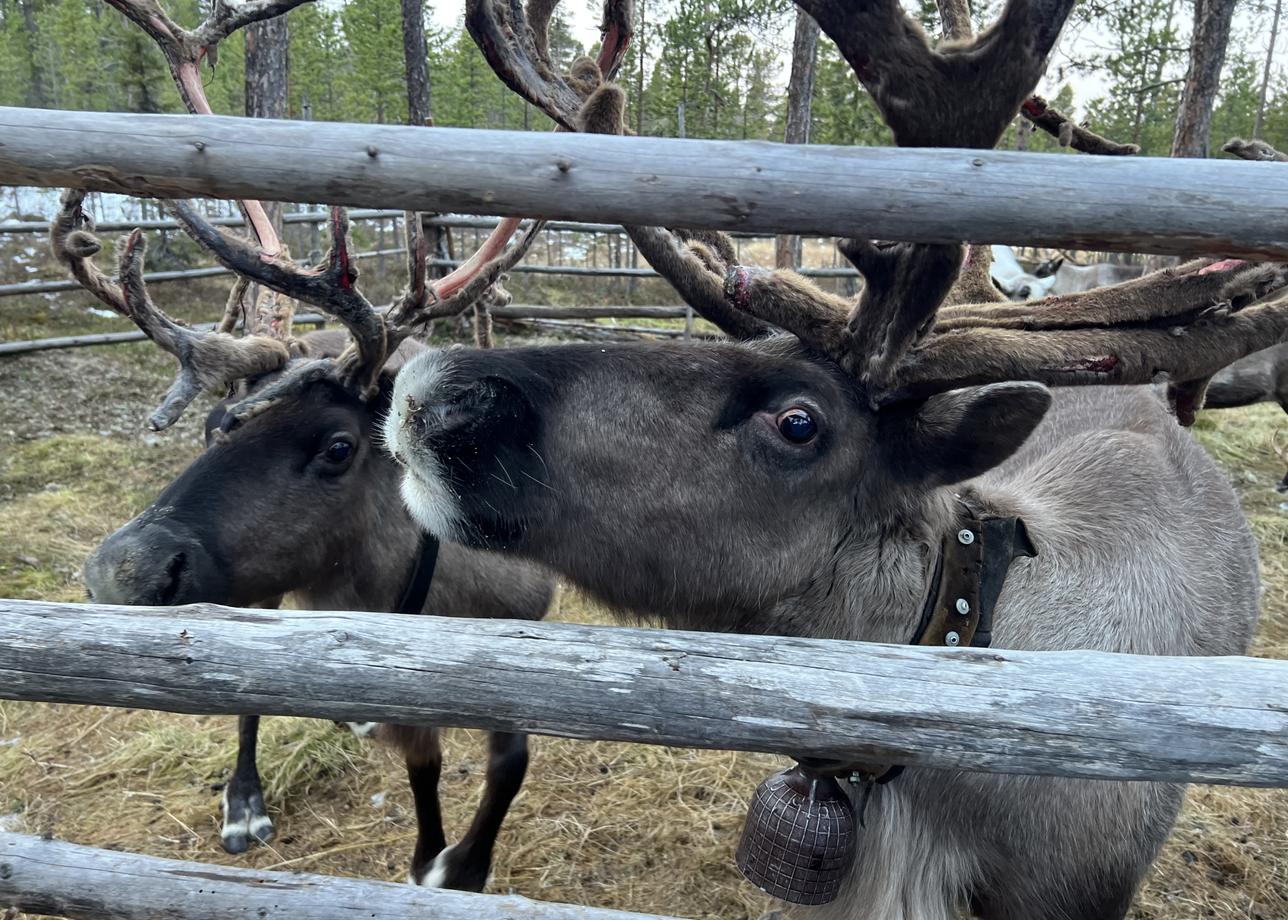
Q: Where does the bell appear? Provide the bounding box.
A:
[735,764,856,906]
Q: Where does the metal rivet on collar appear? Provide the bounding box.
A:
[955,598,971,615]
[957,529,975,545]
[944,631,961,647]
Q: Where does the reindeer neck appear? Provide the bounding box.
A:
[292,461,425,615]
[814,485,1018,645]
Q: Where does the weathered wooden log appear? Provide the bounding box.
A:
[0,834,676,920]
[0,247,404,298]
[3,107,1288,258]
[2,599,1288,786]
[488,305,686,319]
[0,211,623,236]
[0,307,688,357]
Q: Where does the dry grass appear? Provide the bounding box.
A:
[1,339,1287,919]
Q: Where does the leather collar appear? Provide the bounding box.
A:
[395,530,441,615]
[909,495,1037,650]
[800,495,1036,789]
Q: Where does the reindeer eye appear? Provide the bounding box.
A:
[776,408,817,444]
[324,439,354,464]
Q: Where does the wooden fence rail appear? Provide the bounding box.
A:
[0,246,407,298]
[3,108,1288,258]
[3,598,1288,786]
[0,210,627,236]
[0,834,677,920]
[0,306,692,356]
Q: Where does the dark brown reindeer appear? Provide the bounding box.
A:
[64,188,551,888]
[379,1,1288,917]
[63,0,628,890]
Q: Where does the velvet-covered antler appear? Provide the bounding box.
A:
[169,202,544,404]
[50,190,290,430]
[103,0,311,256]
[478,0,1288,412]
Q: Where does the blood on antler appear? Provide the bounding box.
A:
[475,0,1288,416]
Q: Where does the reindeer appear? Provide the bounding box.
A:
[988,244,1055,300]
[50,0,624,889]
[376,0,1288,917]
[1031,254,1145,294]
[59,192,551,890]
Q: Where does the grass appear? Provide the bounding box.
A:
[1,334,1287,919]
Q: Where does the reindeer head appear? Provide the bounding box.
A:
[383,0,1288,631]
[70,0,551,608]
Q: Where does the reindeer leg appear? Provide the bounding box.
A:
[1276,396,1288,495]
[403,728,447,886]
[220,715,274,853]
[423,731,529,892]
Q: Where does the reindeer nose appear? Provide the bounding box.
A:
[84,523,214,607]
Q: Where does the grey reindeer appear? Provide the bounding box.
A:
[378,0,1288,917]
[1030,255,1145,294]
[54,189,549,889]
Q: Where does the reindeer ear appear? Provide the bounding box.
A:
[1034,257,1064,278]
[880,383,1052,488]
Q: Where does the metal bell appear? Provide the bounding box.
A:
[735,764,855,906]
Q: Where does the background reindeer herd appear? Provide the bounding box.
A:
[4,0,1288,918]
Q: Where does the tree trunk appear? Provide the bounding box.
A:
[17,0,48,108]
[1171,0,1237,158]
[245,17,289,236]
[775,10,820,270]
[401,0,432,126]
[1144,0,1236,272]
[1255,0,1283,139]
[636,0,646,136]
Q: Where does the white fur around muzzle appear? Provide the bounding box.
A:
[386,348,466,542]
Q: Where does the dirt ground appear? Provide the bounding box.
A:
[2,313,1288,919]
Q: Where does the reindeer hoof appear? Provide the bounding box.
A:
[410,843,488,892]
[220,784,275,854]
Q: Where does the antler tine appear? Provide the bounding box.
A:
[935,259,1288,331]
[876,259,1288,413]
[887,298,1288,404]
[169,201,388,391]
[1020,96,1140,156]
[51,189,290,430]
[381,218,546,353]
[467,0,633,130]
[104,0,303,257]
[1223,137,1288,162]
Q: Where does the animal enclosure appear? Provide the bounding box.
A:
[5,117,1288,917]
[6,0,1288,913]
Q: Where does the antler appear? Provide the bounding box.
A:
[103,0,310,256]
[47,0,319,430]
[1020,96,1140,156]
[50,190,290,430]
[1223,138,1288,163]
[510,0,1288,417]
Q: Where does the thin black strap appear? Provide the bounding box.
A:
[396,531,441,615]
